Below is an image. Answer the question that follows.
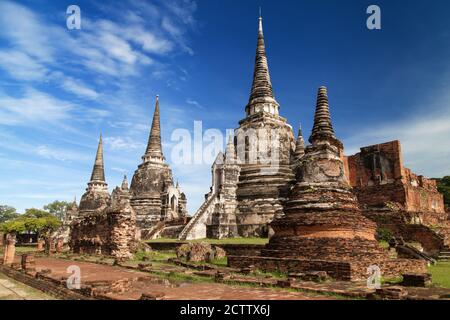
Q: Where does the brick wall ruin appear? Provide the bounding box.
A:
[346,140,449,250]
[346,140,445,213]
[70,183,139,260]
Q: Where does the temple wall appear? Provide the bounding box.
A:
[234,114,296,237]
[228,256,426,281]
[346,140,445,214]
[69,195,137,259]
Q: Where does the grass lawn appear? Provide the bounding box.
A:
[0,246,37,256]
[429,261,450,288]
[146,237,269,245]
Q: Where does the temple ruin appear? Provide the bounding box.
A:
[66,13,449,266]
[227,87,428,280]
[178,14,449,260]
[68,95,189,256]
[69,136,138,258]
[180,14,296,240]
[130,96,188,236]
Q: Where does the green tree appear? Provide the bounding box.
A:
[0,213,61,238]
[0,205,19,223]
[43,200,71,221]
[435,176,450,209]
[24,208,52,218]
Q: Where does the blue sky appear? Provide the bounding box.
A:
[0,0,450,214]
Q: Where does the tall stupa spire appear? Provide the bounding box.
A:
[225,134,237,164]
[144,95,164,162]
[294,124,305,160]
[89,134,106,183]
[309,86,338,145]
[246,12,280,117]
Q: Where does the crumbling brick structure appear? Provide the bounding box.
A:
[228,87,427,281]
[180,15,296,239]
[180,14,448,244]
[130,96,188,235]
[346,140,444,213]
[346,140,450,252]
[69,137,138,259]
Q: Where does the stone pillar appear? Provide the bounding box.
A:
[2,233,16,265]
[37,239,45,252]
[0,232,4,247]
[21,254,36,272]
[44,238,53,256]
[56,238,64,253]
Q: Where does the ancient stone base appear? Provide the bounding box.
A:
[228,255,427,281]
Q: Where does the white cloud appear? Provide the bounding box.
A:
[35,145,84,162]
[104,136,145,151]
[186,98,203,109]
[61,78,100,100]
[0,50,48,80]
[0,1,54,62]
[0,88,73,125]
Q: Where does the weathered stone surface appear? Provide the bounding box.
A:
[180,17,296,239]
[177,242,214,262]
[130,96,187,232]
[176,242,226,262]
[70,174,139,259]
[21,254,36,272]
[401,273,432,287]
[229,87,426,281]
[214,246,227,259]
[2,233,16,265]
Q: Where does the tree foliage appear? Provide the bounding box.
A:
[43,200,71,221]
[0,205,19,223]
[435,176,450,209]
[0,208,61,237]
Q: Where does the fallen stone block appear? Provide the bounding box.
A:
[401,273,432,287]
[140,292,165,300]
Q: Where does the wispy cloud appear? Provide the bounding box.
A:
[104,136,145,151]
[345,91,450,177]
[186,98,203,109]
[0,88,74,125]
[0,50,48,80]
[61,77,100,100]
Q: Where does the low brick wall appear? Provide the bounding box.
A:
[228,256,352,281]
[146,242,264,256]
[228,256,427,281]
[0,265,91,300]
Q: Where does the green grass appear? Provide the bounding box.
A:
[251,269,288,280]
[146,237,269,245]
[133,250,176,262]
[0,246,37,256]
[429,261,450,288]
[149,270,215,283]
[378,240,389,249]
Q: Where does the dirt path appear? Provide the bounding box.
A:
[33,257,332,300]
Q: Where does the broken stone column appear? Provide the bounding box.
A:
[56,238,64,253]
[2,233,16,265]
[21,254,36,272]
[108,182,138,260]
[44,238,54,256]
[37,239,45,252]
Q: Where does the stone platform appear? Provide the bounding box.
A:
[228,255,427,281]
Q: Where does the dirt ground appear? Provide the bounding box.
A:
[32,257,333,300]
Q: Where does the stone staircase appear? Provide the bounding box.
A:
[178,193,218,240]
[438,246,450,261]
